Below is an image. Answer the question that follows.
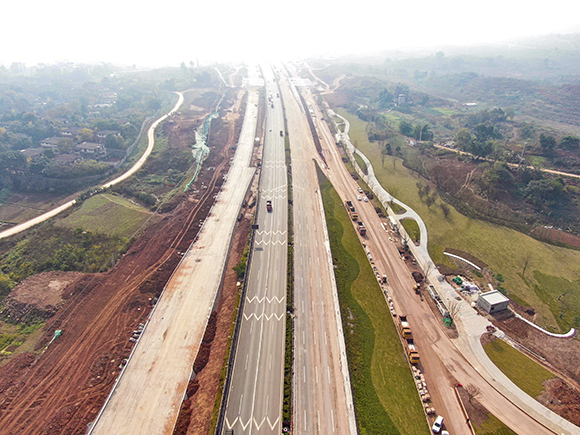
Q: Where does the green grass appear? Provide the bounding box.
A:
[475,413,518,435]
[338,108,580,332]
[58,193,158,238]
[354,153,368,175]
[483,339,555,398]
[319,168,428,435]
[401,218,420,243]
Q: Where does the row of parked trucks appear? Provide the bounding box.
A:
[345,201,366,236]
[398,315,420,364]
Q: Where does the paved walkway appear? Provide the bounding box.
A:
[333,111,580,435]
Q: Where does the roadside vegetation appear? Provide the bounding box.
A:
[483,339,555,398]
[318,166,428,435]
[338,109,580,332]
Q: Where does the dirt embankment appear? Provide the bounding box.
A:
[0,90,251,435]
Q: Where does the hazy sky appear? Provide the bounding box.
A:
[3,0,580,67]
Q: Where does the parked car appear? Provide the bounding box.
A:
[432,415,444,433]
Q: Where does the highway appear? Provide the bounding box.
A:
[222,66,288,435]
[278,65,356,435]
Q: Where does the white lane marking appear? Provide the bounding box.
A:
[303,330,305,345]
[315,366,318,384]
[327,366,331,383]
[238,396,243,415]
[314,330,317,346]
[325,331,328,345]
[254,417,265,430]
[303,365,306,382]
[331,409,335,431]
[318,411,321,430]
[245,354,249,370]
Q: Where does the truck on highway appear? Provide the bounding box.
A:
[266,200,272,212]
[345,201,359,221]
[356,220,366,236]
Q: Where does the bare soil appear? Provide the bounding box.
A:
[0,92,251,435]
[0,271,85,323]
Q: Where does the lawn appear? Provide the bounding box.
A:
[319,168,428,435]
[483,339,555,398]
[57,193,159,238]
[338,109,580,332]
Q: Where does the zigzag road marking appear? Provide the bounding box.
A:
[245,295,284,304]
[254,417,265,430]
[268,416,280,430]
[256,230,287,236]
[243,312,285,321]
[225,416,238,430]
[254,239,287,246]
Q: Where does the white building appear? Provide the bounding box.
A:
[477,290,509,314]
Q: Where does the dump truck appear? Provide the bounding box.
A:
[356,220,366,236]
[405,339,420,364]
[266,200,272,212]
[345,201,359,221]
[398,315,413,339]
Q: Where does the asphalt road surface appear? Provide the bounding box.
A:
[223,66,288,435]
[278,65,356,435]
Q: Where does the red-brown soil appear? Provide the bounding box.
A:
[531,226,580,248]
[0,92,250,435]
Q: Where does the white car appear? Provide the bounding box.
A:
[357,195,362,201]
[363,197,368,202]
[432,415,444,433]
[358,187,363,193]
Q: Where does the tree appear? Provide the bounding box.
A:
[454,128,472,150]
[399,120,414,137]
[560,135,580,150]
[57,138,75,154]
[539,133,556,150]
[465,384,481,404]
[77,128,94,143]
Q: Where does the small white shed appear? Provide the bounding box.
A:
[477,290,509,314]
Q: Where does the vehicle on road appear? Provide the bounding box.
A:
[363,197,368,202]
[345,201,359,221]
[432,415,444,433]
[358,187,363,193]
[356,220,366,236]
[266,200,272,212]
[357,195,362,201]
[280,130,284,137]
[398,315,420,363]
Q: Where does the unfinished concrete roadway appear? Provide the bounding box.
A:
[279,65,357,435]
[88,89,259,435]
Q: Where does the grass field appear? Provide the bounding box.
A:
[339,109,580,332]
[483,339,555,398]
[57,194,159,238]
[401,218,421,243]
[319,168,428,435]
